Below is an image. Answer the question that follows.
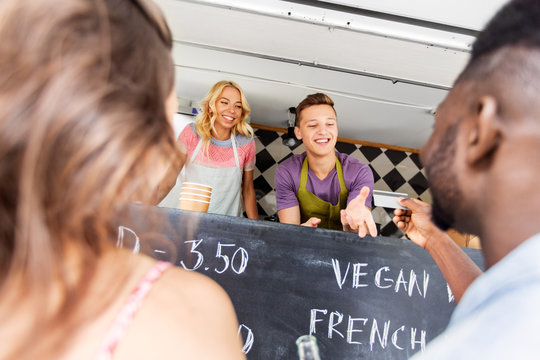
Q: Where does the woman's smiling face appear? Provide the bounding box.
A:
[212,86,243,136]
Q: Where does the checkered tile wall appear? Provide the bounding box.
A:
[253,129,431,237]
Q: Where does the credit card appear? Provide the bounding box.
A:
[373,190,408,210]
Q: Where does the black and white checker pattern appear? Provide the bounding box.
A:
[253,129,431,237]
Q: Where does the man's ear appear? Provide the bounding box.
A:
[466,95,502,165]
[294,126,302,140]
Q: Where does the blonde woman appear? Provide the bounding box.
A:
[0,0,244,359]
[177,81,258,219]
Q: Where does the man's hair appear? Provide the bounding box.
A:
[295,93,336,126]
[471,0,540,62]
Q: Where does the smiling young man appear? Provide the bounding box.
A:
[275,93,377,237]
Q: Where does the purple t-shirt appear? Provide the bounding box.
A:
[275,151,374,211]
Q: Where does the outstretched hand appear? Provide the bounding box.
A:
[341,186,377,238]
[393,198,440,249]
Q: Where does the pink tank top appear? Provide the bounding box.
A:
[96,261,172,360]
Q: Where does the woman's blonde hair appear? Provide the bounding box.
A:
[195,80,253,152]
[0,0,179,357]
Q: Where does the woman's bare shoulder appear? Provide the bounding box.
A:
[114,263,245,359]
[154,265,236,315]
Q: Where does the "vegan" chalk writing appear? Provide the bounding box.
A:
[331,258,430,298]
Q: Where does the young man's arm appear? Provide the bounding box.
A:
[277,206,300,224]
[275,160,321,227]
[278,206,321,227]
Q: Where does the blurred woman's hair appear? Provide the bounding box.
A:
[195,80,253,152]
[0,0,180,357]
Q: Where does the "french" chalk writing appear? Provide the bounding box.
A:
[309,308,426,352]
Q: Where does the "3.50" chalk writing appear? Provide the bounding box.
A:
[180,239,249,274]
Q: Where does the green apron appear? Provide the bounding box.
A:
[297,156,348,230]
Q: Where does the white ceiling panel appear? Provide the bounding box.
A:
[318,0,507,31]
[156,0,503,150]
[164,0,470,88]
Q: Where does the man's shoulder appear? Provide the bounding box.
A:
[277,152,306,170]
[275,153,306,183]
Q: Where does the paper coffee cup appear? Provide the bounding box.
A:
[179,182,212,212]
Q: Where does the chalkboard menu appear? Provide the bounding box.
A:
[116,205,484,359]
